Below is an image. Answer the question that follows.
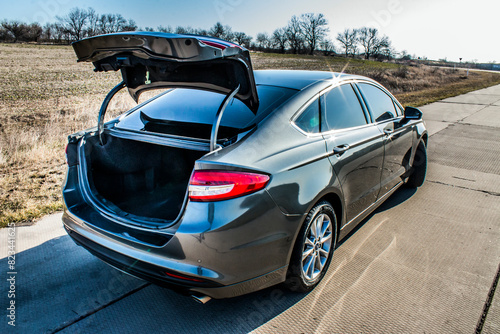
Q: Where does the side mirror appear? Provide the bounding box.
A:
[403,106,423,120]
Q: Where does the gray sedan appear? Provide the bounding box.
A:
[63,32,427,302]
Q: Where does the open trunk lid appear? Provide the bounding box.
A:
[72,32,259,112]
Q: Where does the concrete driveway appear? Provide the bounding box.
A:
[1,85,500,333]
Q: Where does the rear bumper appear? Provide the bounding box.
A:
[62,164,302,298]
[63,214,287,298]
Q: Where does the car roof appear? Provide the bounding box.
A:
[253,70,367,91]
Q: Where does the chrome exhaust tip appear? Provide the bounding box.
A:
[191,294,211,304]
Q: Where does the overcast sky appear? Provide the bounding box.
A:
[2,0,498,63]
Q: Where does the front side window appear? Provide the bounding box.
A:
[321,84,367,131]
[357,83,397,122]
[295,98,320,133]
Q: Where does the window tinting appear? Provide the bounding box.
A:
[357,83,397,122]
[295,99,320,133]
[321,84,367,131]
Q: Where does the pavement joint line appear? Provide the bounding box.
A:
[438,101,492,106]
[50,282,151,333]
[426,97,499,137]
[426,180,500,197]
[475,262,500,334]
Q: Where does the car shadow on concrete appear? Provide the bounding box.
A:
[338,186,417,247]
[0,234,308,333]
[0,186,418,333]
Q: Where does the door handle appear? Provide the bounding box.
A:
[333,144,350,155]
[384,128,394,135]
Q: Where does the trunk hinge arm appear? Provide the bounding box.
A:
[210,85,240,152]
[98,81,126,145]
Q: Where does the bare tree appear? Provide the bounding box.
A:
[374,35,394,59]
[320,38,335,56]
[24,23,42,42]
[256,32,271,50]
[300,13,329,55]
[336,28,357,57]
[175,26,194,34]
[53,23,70,43]
[356,27,380,59]
[209,22,233,41]
[1,21,26,42]
[233,31,252,48]
[194,28,209,36]
[121,19,137,32]
[399,50,411,60]
[85,8,99,37]
[272,27,288,53]
[41,23,54,42]
[57,7,90,41]
[285,15,304,54]
[155,25,173,33]
[0,26,10,42]
[98,14,127,34]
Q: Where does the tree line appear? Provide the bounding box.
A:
[0,7,397,60]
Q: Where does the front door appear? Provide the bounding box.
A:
[321,83,384,224]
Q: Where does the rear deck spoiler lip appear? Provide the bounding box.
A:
[72,32,259,113]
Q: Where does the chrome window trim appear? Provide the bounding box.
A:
[290,79,379,137]
[354,80,404,125]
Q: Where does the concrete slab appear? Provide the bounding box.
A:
[426,162,500,195]
[469,85,500,95]
[0,214,146,333]
[420,102,484,122]
[441,94,500,105]
[461,106,500,127]
[424,120,451,136]
[427,123,500,175]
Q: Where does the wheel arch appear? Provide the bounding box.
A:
[287,189,345,264]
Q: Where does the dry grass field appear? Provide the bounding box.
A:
[1,43,500,227]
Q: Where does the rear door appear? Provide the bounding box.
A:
[356,82,414,197]
[321,83,385,224]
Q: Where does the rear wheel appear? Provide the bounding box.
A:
[284,201,337,292]
[407,142,427,188]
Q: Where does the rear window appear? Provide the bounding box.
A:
[118,85,297,133]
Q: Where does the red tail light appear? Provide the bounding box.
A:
[200,40,228,50]
[164,272,205,283]
[189,170,270,202]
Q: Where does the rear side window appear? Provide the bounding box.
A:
[321,84,367,131]
[295,99,320,133]
[357,83,397,122]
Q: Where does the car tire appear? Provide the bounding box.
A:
[284,201,337,293]
[407,142,427,188]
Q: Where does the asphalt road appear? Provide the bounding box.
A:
[1,85,500,333]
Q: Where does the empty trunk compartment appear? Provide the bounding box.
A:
[82,134,206,222]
